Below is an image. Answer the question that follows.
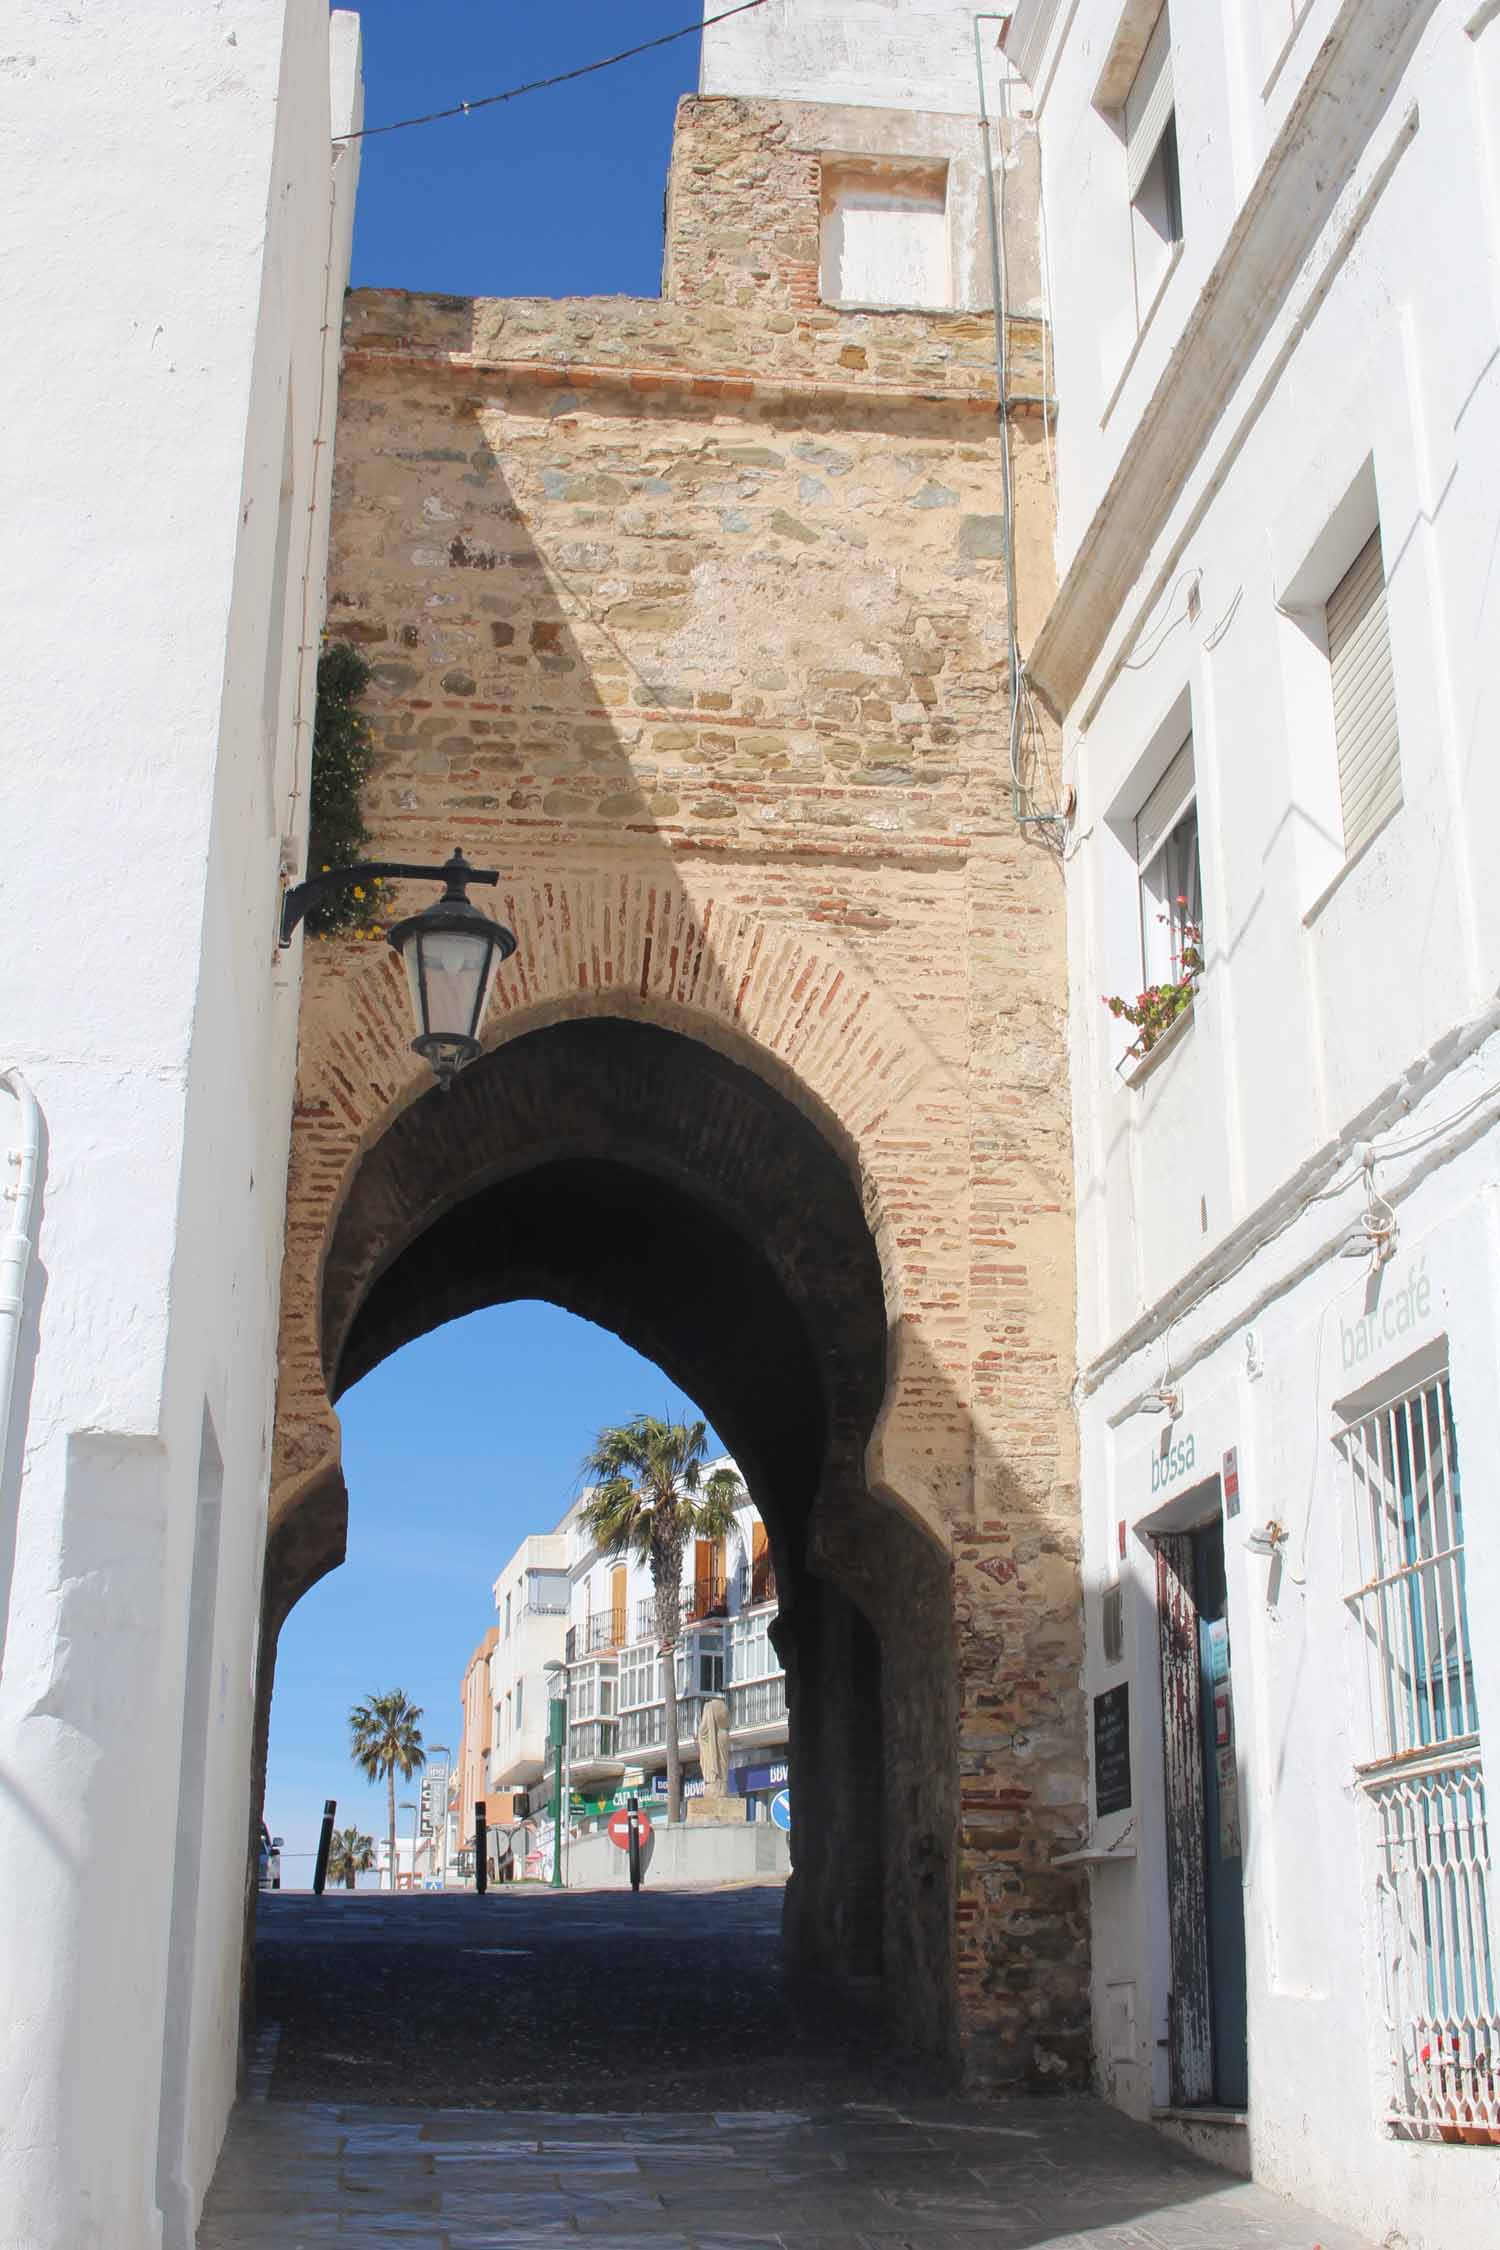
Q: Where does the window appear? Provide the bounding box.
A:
[732,1607,776,1684]
[819,161,950,310]
[1326,526,1402,861]
[1125,7,1182,322]
[514,1680,522,1733]
[504,1591,511,1638]
[619,1643,658,1712]
[1338,1370,1495,2140]
[732,1676,788,1730]
[1136,736,1200,990]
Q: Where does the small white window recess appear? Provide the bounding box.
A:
[1094,2,1182,324]
[819,159,951,311]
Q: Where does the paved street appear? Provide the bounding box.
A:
[201,1888,1378,2249]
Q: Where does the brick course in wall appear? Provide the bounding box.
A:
[268,95,1085,2084]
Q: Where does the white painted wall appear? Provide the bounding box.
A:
[0,8,360,2247]
[489,1531,570,1788]
[1025,1,1500,2242]
[702,0,1018,119]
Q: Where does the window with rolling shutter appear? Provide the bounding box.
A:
[1125,9,1175,202]
[1327,528,1401,860]
[1124,8,1182,322]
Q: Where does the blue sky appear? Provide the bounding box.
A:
[266,1304,720,1876]
[265,4,715,1878]
[345,0,705,299]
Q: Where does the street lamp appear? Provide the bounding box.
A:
[279,847,517,1090]
[399,1799,418,1892]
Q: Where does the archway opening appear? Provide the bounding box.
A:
[258,1015,959,2074]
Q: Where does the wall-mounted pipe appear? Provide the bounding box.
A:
[974,12,1067,834]
[0,1069,40,1495]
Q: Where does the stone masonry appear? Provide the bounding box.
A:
[267,95,1084,2085]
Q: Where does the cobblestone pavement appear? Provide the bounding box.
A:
[199,2094,1377,2249]
[206,1889,1378,2248]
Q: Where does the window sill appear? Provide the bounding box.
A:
[1052,1843,1137,1868]
[1300,799,1403,926]
[1101,237,1186,432]
[1116,997,1194,1088]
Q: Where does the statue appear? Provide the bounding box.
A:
[687,1694,733,1823]
[697,1695,730,1793]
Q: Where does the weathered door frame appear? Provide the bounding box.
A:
[1154,1524,1216,2105]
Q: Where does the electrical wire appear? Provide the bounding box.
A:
[334,1,771,143]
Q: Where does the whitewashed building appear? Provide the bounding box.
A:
[1006,2,1500,2242]
[489,1464,789,1833]
[0,7,360,2246]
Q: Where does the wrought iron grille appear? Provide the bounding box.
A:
[1340,1371,1496,2139]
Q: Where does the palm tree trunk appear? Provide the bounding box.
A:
[662,1633,682,1823]
[387,1765,397,1893]
[345,1867,356,1891]
[655,1530,685,1823]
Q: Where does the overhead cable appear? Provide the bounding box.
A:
[335,0,771,143]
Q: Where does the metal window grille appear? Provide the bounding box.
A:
[1340,1372,1496,2139]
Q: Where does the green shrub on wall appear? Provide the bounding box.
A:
[307,639,380,936]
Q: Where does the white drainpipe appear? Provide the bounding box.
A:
[0,1070,40,1488]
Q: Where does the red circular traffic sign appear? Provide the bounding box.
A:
[607,1807,652,1851]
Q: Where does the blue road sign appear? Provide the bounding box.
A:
[769,1788,791,1833]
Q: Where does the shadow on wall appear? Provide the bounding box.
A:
[263,199,1083,2084]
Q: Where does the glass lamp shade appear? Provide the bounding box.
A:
[386,895,517,1089]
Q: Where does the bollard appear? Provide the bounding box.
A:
[312,1799,336,1897]
[627,1791,643,1894]
[474,1801,487,1895]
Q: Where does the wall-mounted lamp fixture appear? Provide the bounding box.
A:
[279,847,516,1090]
[1138,1385,1182,1419]
[1245,1519,1288,1556]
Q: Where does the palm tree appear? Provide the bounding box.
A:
[326,1826,376,1890]
[578,1416,744,1824]
[349,1690,425,1892]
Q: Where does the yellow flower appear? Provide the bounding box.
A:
[352,885,366,901]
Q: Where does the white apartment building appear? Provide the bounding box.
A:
[488,1527,574,1802]
[0,8,360,2246]
[489,1466,788,1830]
[1006,4,1500,2244]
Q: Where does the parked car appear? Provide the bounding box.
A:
[257,1820,282,1890]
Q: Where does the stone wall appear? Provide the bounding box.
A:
[272,93,1085,2085]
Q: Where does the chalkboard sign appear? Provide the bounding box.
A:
[1093,1683,1132,1817]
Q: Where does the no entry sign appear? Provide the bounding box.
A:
[607,1807,652,1851]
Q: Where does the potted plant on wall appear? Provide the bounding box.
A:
[1102,900,1202,1069]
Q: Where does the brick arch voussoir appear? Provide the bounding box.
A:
[274,874,958,1538]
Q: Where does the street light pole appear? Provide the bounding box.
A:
[400,1799,418,1892]
[544,1661,568,1890]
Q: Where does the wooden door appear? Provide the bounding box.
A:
[610,1563,627,1646]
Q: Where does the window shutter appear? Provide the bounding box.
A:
[1327,529,1401,859]
[1136,736,1194,867]
[1125,8,1174,201]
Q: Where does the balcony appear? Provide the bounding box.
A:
[565,1613,626,1661]
[738,1557,777,1610]
[568,1720,620,1769]
[684,1572,728,1625]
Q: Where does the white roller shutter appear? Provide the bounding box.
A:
[1327,529,1402,859]
[1125,8,1175,201]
